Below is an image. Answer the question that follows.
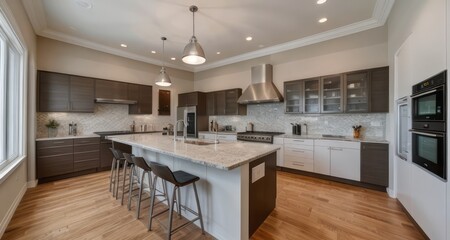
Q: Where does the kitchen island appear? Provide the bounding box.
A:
[108,134,280,240]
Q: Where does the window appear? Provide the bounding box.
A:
[0,10,26,172]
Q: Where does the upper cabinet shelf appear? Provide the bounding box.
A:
[284,66,389,114]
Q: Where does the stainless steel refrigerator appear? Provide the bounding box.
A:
[176,106,208,138]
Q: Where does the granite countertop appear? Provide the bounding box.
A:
[281,134,389,143]
[36,134,100,141]
[198,131,237,135]
[107,134,279,170]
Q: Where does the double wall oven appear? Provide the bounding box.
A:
[410,70,447,180]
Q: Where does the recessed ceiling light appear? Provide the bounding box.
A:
[246,36,253,41]
[151,50,156,54]
[216,52,221,55]
[258,44,265,48]
[171,57,176,61]
[75,0,93,9]
[318,18,328,23]
[120,44,127,48]
[317,0,327,4]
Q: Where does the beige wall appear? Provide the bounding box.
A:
[0,0,37,236]
[194,26,388,93]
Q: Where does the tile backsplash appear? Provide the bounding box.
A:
[37,103,387,139]
[36,104,174,138]
[210,103,387,138]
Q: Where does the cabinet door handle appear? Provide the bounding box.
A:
[292,150,304,153]
[293,140,304,142]
[331,147,343,151]
[53,141,66,144]
[293,163,305,166]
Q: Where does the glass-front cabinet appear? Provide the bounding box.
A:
[303,78,320,113]
[321,75,343,113]
[345,71,369,112]
[284,81,303,113]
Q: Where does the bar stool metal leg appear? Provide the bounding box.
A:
[115,159,122,199]
[193,182,205,234]
[136,171,145,219]
[167,186,178,240]
[121,163,131,205]
[176,188,182,218]
[127,165,135,210]
[148,175,158,230]
[109,157,117,193]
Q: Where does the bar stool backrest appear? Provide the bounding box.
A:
[149,162,177,185]
[131,156,152,172]
[110,148,125,160]
[123,153,134,165]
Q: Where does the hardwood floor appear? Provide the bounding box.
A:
[3,171,424,240]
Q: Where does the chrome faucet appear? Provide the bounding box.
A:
[175,120,187,141]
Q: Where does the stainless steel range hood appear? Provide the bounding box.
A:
[94,98,137,104]
[237,64,284,104]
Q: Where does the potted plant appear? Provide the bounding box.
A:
[45,119,60,137]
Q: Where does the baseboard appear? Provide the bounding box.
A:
[397,200,430,240]
[27,179,37,188]
[386,187,396,198]
[0,182,27,238]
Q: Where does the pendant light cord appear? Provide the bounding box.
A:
[162,38,165,67]
[192,11,195,36]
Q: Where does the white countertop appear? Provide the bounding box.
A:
[107,134,279,170]
[280,134,389,143]
[36,134,100,141]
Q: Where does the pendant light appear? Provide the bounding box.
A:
[155,37,172,87]
[182,5,206,65]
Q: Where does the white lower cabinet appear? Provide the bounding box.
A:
[313,145,330,175]
[312,140,361,181]
[330,147,360,181]
[283,139,314,172]
[273,137,284,167]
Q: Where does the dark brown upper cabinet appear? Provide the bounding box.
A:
[178,91,206,115]
[158,90,171,116]
[129,84,152,114]
[284,66,389,114]
[206,88,246,116]
[95,79,128,100]
[369,67,389,113]
[38,71,95,113]
[38,71,70,112]
[69,76,95,112]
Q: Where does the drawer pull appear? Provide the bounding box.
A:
[292,163,305,166]
[53,141,66,144]
[331,147,343,151]
[293,140,305,142]
[292,150,304,153]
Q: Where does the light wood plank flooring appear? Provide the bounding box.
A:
[3,171,424,240]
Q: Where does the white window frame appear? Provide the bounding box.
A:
[0,4,28,182]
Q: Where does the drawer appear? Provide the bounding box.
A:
[37,154,73,178]
[74,137,100,145]
[273,137,284,145]
[74,151,99,161]
[37,139,73,149]
[284,147,314,159]
[284,138,314,146]
[74,159,99,171]
[37,146,73,157]
[284,154,313,164]
[216,135,237,141]
[74,144,100,153]
[314,140,360,150]
[284,159,313,172]
[284,144,314,151]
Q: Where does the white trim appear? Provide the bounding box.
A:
[22,0,395,72]
[27,179,37,188]
[386,187,396,198]
[0,182,27,238]
[0,156,25,185]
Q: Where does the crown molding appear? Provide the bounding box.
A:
[39,29,192,71]
[22,0,395,73]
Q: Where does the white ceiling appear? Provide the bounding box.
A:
[22,0,394,72]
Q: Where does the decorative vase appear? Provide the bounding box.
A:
[48,127,58,138]
[353,129,360,139]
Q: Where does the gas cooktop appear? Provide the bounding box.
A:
[237,131,284,144]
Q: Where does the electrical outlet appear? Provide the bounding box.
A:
[371,121,382,127]
[252,163,265,183]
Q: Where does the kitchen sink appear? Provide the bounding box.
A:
[322,134,346,139]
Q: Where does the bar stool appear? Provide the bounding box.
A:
[148,162,205,240]
[121,153,138,206]
[131,156,170,219]
[109,148,126,198]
